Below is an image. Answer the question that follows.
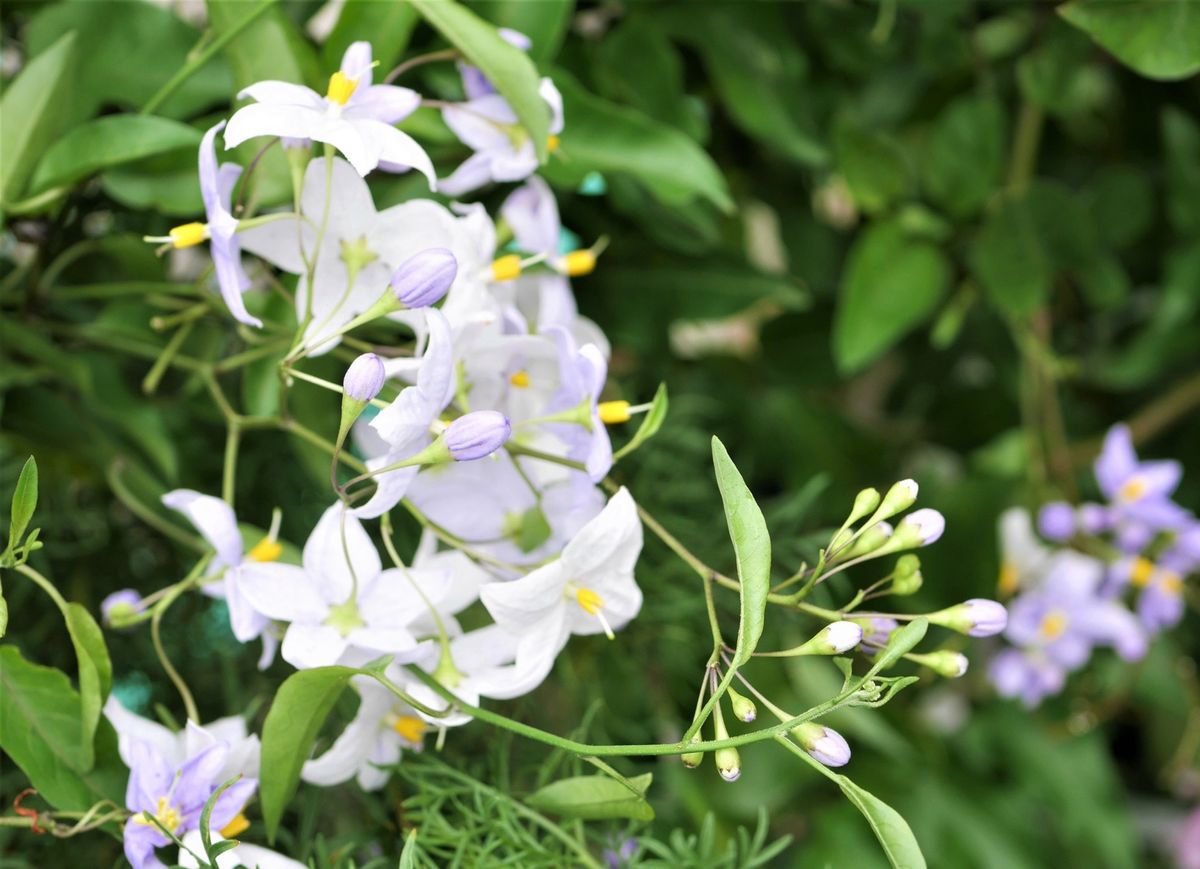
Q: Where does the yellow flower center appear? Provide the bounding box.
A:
[491,254,522,282]
[134,796,182,833]
[1130,557,1155,588]
[169,222,209,249]
[575,587,604,615]
[220,812,250,839]
[392,715,429,743]
[558,249,596,277]
[248,538,282,563]
[1161,572,1184,596]
[509,370,531,389]
[1039,611,1067,640]
[547,134,561,153]
[326,71,358,105]
[997,562,1019,596]
[1119,476,1147,502]
[598,400,631,425]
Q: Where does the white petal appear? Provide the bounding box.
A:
[237,563,329,623]
[238,215,313,275]
[302,682,391,786]
[363,120,436,187]
[303,502,381,604]
[472,615,567,700]
[238,80,324,109]
[282,623,349,669]
[438,151,497,197]
[104,696,180,770]
[162,489,243,568]
[224,103,325,149]
[480,561,567,630]
[563,487,642,580]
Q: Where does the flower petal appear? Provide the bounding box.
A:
[303,503,381,604]
[162,489,243,569]
[281,623,349,669]
[237,563,329,623]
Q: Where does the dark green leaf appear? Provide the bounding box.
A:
[260,665,357,841]
[834,220,951,373]
[613,384,668,462]
[835,123,911,214]
[526,773,654,821]
[1164,107,1200,237]
[969,192,1052,315]
[833,773,927,869]
[1060,0,1200,81]
[411,0,551,161]
[1085,166,1153,249]
[323,0,419,73]
[30,115,201,193]
[922,96,1005,218]
[712,437,771,667]
[475,0,574,62]
[0,31,76,204]
[8,456,38,553]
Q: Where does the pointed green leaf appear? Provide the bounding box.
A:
[8,456,38,552]
[1060,0,1200,81]
[411,0,550,161]
[833,773,926,869]
[613,383,669,462]
[526,773,654,821]
[0,31,76,204]
[711,437,771,667]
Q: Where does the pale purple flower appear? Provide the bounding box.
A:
[988,647,1067,708]
[963,599,1008,637]
[856,616,898,656]
[458,29,532,100]
[1077,502,1111,534]
[197,121,260,328]
[390,248,458,308]
[497,177,578,331]
[343,353,385,402]
[224,42,433,181]
[1176,807,1200,869]
[121,739,256,869]
[1038,501,1076,541]
[444,411,511,461]
[539,327,614,481]
[101,589,144,626]
[602,837,638,869]
[792,722,851,767]
[1095,424,1186,530]
[896,507,945,546]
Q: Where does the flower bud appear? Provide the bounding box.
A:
[102,589,144,628]
[776,620,863,657]
[909,649,969,678]
[342,353,385,402]
[880,508,944,552]
[715,746,742,782]
[876,479,919,519]
[680,733,704,769]
[1038,502,1076,542]
[792,721,850,767]
[890,554,923,595]
[929,599,1008,637]
[847,487,881,525]
[727,687,757,723]
[391,248,457,308]
[853,617,899,656]
[444,411,511,461]
[842,521,893,558]
[1078,502,1111,535]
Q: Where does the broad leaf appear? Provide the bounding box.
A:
[259,665,357,841]
[835,123,911,214]
[526,773,654,821]
[1060,0,1200,81]
[613,383,668,462]
[8,456,38,552]
[0,646,127,811]
[0,31,76,204]
[834,221,951,373]
[323,0,419,73]
[969,192,1052,316]
[711,437,771,667]
[833,773,927,869]
[411,0,551,161]
[30,115,202,193]
[922,96,1005,218]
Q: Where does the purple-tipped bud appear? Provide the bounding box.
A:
[1038,502,1076,542]
[962,598,1008,637]
[444,411,511,461]
[390,248,457,309]
[821,620,864,654]
[101,589,144,627]
[855,617,899,656]
[793,722,851,767]
[343,353,386,402]
[899,508,945,545]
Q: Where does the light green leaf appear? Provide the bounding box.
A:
[8,456,38,553]
[613,383,668,462]
[835,123,911,214]
[322,0,419,72]
[922,95,1005,218]
[0,646,127,811]
[526,773,654,821]
[399,829,421,869]
[259,665,357,841]
[864,618,928,678]
[0,31,76,204]
[834,220,951,373]
[543,70,732,212]
[969,192,1052,315]
[411,0,551,161]
[832,773,927,869]
[30,115,201,193]
[711,437,771,667]
[1060,0,1200,81]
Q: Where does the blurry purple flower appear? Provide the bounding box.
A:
[988,647,1067,708]
[1077,503,1111,535]
[1038,502,1076,542]
[101,589,144,626]
[1095,424,1187,530]
[1176,807,1200,869]
[602,837,638,869]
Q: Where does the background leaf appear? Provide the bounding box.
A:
[526,773,654,821]
[8,456,38,553]
[0,31,76,205]
[1060,0,1200,81]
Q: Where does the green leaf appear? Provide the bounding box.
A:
[922,95,1005,218]
[411,0,551,161]
[864,618,928,678]
[543,70,733,212]
[260,665,357,841]
[613,383,669,462]
[833,220,951,373]
[831,773,927,869]
[475,0,574,62]
[8,456,38,553]
[399,829,421,869]
[0,646,127,811]
[1060,0,1200,81]
[0,31,76,204]
[526,773,654,821]
[1085,166,1153,249]
[30,115,202,193]
[711,437,771,667]
[1163,107,1200,237]
[835,123,911,214]
[323,0,419,73]
[969,192,1052,315]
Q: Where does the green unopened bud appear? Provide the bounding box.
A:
[908,649,969,678]
[875,479,919,520]
[848,487,882,524]
[891,554,923,595]
[842,522,893,559]
[715,746,742,782]
[680,733,704,769]
[727,686,757,723]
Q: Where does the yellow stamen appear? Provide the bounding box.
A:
[509,370,531,389]
[134,796,181,832]
[1119,476,1147,502]
[326,70,358,105]
[1039,612,1067,640]
[575,587,604,615]
[392,715,429,743]
[491,254,522,282]
[219,812,250,839]
[248,538,282,563]
[547,134,561,153]
[169,222,209,249]
[557,249,596,277]
[1161,572,1184,596]
[997,562,1019,596]
[1130,557,1155,588]
[598,400,631,425]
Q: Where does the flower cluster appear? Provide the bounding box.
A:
[989,425,1198,707]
